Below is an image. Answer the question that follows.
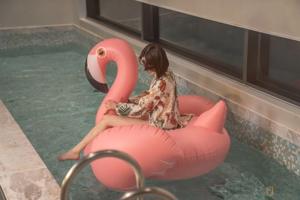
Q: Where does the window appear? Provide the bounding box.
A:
[87,0,142,35]
[86,1,300,105]
[159,8,245,78]
[249,34,300,103]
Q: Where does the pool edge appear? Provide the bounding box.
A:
[0,100,60,200]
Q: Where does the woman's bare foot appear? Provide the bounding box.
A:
[57,150,80,161]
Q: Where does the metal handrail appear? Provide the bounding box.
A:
[0,185,7,200]
[121,187,178,200]
[60,149,145,200]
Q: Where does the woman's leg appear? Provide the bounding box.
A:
[58,115,148,161]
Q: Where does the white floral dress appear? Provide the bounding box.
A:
[115,71,193,130]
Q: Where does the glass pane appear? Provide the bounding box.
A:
[159,8,245,75]
[267,36,300,91]
[99,0,142,32]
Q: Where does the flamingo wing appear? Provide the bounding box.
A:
[84,124,182,190]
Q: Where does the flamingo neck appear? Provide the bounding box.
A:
[96,52,138,123]
[107,59,137,102]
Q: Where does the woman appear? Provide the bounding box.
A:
[58,43,193,161]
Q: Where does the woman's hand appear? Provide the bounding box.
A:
[129,90,149,103]
[105,100,117,110]
[139,90,149,96]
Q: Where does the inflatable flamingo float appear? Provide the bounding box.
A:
[84,38,230,190]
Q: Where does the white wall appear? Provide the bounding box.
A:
[3,0,300,42]
[137,0,300,42]
[72,0,87,25]
[0,0,75,28]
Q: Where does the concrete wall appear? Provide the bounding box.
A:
[2,0,300,41]
[0,0,75,28]
[72,0,87,25]
[137,0,300,42]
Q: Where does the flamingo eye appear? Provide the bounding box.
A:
[97,48,106,57]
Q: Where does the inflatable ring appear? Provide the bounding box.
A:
[84,38,231,190]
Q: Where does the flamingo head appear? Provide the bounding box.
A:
[85,46,109,93]
[85,38,138,99]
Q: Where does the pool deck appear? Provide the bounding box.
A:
[0,100,60,200]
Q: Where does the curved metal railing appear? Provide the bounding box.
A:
[121,187,178,200]
[0,185,7,200]
[60,149,145,200]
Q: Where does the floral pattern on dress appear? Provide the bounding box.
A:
[115,70,193,129]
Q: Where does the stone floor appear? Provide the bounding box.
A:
[0,100,60,200]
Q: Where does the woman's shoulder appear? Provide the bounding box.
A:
[155,70,176,89]
[163,70,176,82]
[165,70,173,76]
[151,70,175,88]
[157,70,174,80]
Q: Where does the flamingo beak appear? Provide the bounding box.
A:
[85,58,109,93]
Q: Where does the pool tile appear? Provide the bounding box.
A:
[0,143,46,176]
[0,168,60,200]
[0,101,45,175]
[0,100,60,199]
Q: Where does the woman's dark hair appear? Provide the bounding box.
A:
[139,43,169,78]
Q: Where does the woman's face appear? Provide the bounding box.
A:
[140,57,156,77]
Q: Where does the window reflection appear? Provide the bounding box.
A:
[266,36,300,91]
[99,0,142,32]
[159,8,245,76]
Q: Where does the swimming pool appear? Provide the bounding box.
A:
[0,26,299,200]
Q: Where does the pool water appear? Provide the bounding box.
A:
[0,28,300,200]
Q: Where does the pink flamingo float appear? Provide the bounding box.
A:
[84,38,231,190]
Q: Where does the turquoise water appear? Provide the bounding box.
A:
[1,28,300,200]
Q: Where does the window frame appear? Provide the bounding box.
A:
[86,0,300,105]
[247,33,300,104]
